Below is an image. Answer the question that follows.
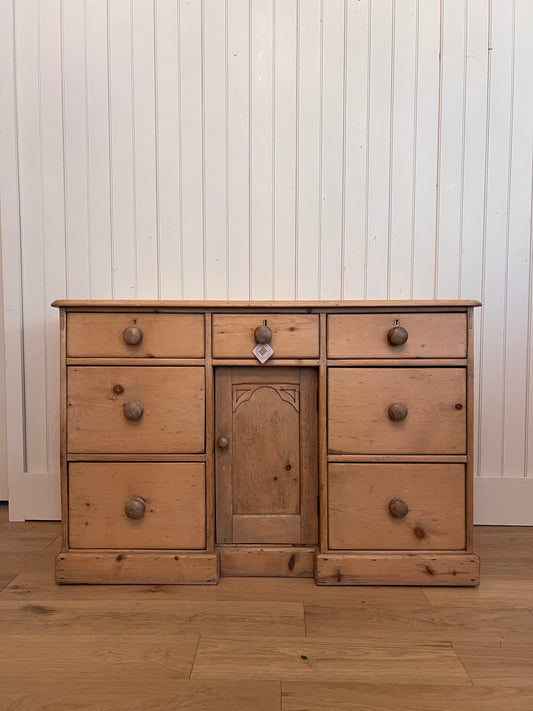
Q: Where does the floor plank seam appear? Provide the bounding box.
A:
[0,576,18,593]
[450,640,476,687]
[189,634,202,679]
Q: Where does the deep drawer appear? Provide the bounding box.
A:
[67,312,205,358]
[68,462,206,549]
[67,366,205,453]
[328,367,466,455]
[328,463,465,550]
[327,313,467,359]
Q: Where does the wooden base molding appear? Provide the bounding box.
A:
[56,552,219,585]
[315,553,480,586]
[219,546,316,578]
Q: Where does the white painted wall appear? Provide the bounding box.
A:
[1,0,532,522]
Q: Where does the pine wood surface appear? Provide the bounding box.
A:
[1,504,532,710]
[68,462,206,549]
[215,367,318,546]
[327,463,465,550]
[66,312,205,358]
[327,312,467,359]
[52,299,482,308]
[328,367,467,455]
[67,365,205,453]
[211,313,319,358]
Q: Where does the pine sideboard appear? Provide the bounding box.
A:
[52,300,481,586]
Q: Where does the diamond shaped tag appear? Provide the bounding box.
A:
[252,342,274,364]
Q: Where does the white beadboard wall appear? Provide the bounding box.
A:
[1,0,533,521]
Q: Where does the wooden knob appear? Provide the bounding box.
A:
[123,401,144,421]
[389,498,409,519]
[387,325,408,346]
[254,325,272,344]
[388,402,408,421]
[217,437,229,449]
[123,326,143,345]
[124,497,146,520]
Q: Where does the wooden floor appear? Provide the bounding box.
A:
[1,504,532,710]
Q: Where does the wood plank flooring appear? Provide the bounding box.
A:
[1,503,532,710]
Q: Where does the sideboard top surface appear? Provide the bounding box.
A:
[52,299,481,310]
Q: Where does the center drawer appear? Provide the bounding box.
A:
[212,314,319,359]
[328,367,466,454]
[68,462,206,549]
[67,366,205,453]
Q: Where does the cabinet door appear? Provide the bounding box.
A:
[215,368,318,545]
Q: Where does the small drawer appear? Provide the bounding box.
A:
[67,312,205,358]
[67,366,205,453]
[327,313,467,359]
[328,367,466,454]
[328,463,465,550]
[68,462,206,549]
[212,314,319,359]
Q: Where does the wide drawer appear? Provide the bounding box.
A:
[327,313,467,359]
[212,314,319,359]
[67,312,205,358]
[67,366,205,453]
[68,462,205,549]
[328,367,466,454]
[328,463,465,550]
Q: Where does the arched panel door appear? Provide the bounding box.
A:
[215,367,318,545]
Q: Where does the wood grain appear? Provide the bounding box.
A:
[212,314,319,358]
[328,367,466,455]
[219,546,316,578]
[67,366,205,453]
[0,633,199,679]
[56,551,219,585]
[327,463,465,550]
[191,636,470,683]
[0,599,305,637]
[68,462,205,549]
[423,579,533,608]
[66,312,205,358]
[304,603,533,644]
[215,367,317,546]
[316,553,479,586]
[327,312,467,358]
[52,300,482,308]
[0,679,282,711]
[453,636,533,687]
[281,682,533,711]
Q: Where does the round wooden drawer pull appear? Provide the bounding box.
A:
[387,325,408,346]
[123,401,144,421]
[254,325,272,344]
[125,497,146,520]
[389,498,409,519]
[218,437,229,449]
[123,326,143,345]
[388,402,408,421]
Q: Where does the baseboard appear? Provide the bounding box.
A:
[474,477,533,525]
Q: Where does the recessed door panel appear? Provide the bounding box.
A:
[215,368,318,545]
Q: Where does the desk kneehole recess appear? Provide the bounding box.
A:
[53,300,480,586]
